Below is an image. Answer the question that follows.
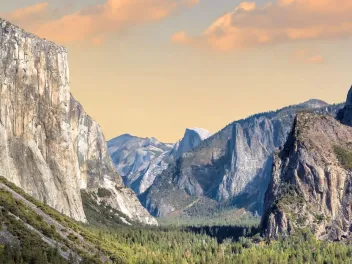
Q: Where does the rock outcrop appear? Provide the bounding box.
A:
[141,100,343,217]
[338,85,352,126]
[108,134,173,195]
[170,128,212,159]
[261,112,352,240]
[108,128,211,196]
[0,18,156,225]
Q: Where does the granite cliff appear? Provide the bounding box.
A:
[262,87,352,240]
[261,113,352,240]
[108,128,211,196]
[141,100,343,217]
[108,134,173,195]
[170,128,212,159]
[0,18,156,225]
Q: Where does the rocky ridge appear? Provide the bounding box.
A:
[261,112,352,240]
[0,18,156,225]
[108,128,212,196]
[261,87,352,241]
[170,128,212,159]
[108,134,173,195]
[141,100,343,217]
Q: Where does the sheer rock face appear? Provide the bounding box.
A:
[108,135,173,195]
[261,113,352,240]
[142,101,343,217]
[218,101,342,209]
[170,128,212,159]
[338,85,352,127]
[108,128,211,197]
[0,19,156,225]
[70,99,157,225]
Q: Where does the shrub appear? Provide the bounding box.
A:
[334,145,352,170]
[97,188,112,198]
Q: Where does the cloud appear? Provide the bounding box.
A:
[91,37,105,47]
[172,0,352,51]
[8,2,49,20]
[4,0,199,44]
[171,31,189,44]
[6,2,49,26]
[292,49,326,64]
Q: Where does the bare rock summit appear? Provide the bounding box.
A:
[262,105,352,240]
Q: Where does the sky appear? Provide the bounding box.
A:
[1,0,352,143]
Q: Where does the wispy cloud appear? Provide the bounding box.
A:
[172,0,352,51]
[6,2,50,26]
[292,49,325,64]
[4,0,199,44]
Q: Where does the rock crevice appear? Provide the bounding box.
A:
[0,18,156,225]
[261,112,352,240]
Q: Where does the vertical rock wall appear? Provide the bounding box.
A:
[0,18,156,225]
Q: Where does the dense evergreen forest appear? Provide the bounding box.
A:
[3,220,352,263]
[1,176,352,263]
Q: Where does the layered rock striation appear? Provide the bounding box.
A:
[0,18,156,225]
[108,128,212,197]
[170,128,212,159]
[261,112,352,240]
[142,100,343,217]
[108,135,173,195]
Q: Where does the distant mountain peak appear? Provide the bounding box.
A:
[346,85,352,105]
[186,128,212,140]
[107,134,173,194]
[145,137,161,146]
[299,99,328,108]
[142,98,343,218]
[108,127,212,195]
[338,85,352,126]
[109,133,134,141]
[171,127,212,159]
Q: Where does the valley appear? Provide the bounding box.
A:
[2,175,352,264]
[110,100,343,220]
[1,7,352,264]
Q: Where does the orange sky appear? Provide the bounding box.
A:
[1,0,352,142]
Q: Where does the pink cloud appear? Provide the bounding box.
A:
[292,49,326,64]
[4,0,199,44]
[172,0,352,51]
[6,2,49,27]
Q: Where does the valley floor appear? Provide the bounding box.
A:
[1,176,352,264]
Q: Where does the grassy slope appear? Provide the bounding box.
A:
[2,176,352,263]
[0,177,123,263]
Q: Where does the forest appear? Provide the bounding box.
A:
[1,175,352,264]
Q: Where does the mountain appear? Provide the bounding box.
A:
[170,128,213,159]
[141,100,343,217]
[5,173,352,264]
[108,128,211,195]
[261,87,352,241]
[261,113,352,241]
[108,135,173,194]
[0,18,156,225]
[338,86,352,126]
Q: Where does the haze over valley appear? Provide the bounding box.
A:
[1,1,352,263]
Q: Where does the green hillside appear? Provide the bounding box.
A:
[1,176,352,264]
